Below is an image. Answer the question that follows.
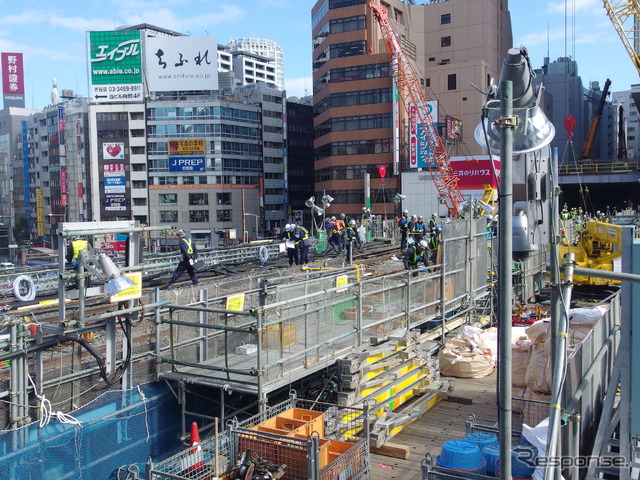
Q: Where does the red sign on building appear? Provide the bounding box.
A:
[1,52,25,107]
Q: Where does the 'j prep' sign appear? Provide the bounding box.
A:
[169,156,205,172]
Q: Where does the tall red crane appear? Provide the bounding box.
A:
[369,2,465,217]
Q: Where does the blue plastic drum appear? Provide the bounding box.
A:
[482,443,500,477]
[436,439,487,474]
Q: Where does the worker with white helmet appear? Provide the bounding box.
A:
[344,219,360,263]
[398,209,410,251]
[281,223,300,266]
[428,213,439,234]
[404,239,429,270]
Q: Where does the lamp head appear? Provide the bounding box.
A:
[98,253,136,297]
[474,47,555,154]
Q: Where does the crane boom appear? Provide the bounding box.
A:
[369,2,465,218]
[581,78,611,159]
[602,0,640,76]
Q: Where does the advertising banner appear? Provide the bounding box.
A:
[103,163,125,177]
[446,116,462,141]
[145,36,218,92]
[169,156,205,172]
[104,194,127,211]
[450,155,500,189]
[1,52,25,107]
[104,176,126,194]
[168,139,206,155]
[409,101,438,169]
[89,30,143,102]
[102,142,125,160]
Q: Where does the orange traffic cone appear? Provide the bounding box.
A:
[188,421,204,472]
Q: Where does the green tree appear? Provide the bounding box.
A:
[12,217,28,245]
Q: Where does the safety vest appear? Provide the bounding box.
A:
[298,226,309,241]
[71,239,89,259]
[429,234,439,250]
[407,246,424,265]
[182,238,193,254]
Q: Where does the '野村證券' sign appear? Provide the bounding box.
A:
[89,30,142,103]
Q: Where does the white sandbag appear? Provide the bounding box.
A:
[525,323,552,394]
[512,338,531,389]
[439,337,495,378]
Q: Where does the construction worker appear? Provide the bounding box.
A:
[413,215,426,243]
[167,229,199,287]
[407,214,418,245]
[66,236,93,288]
[326,216,342,254]
[428,226,442,265]
[360,207,372,244]
[336,214,347,252]
[295,224,311,264]
[404,239,429,270]
[344,219,360,263]
[281,224,300,266]
[398,210,410,250]
[427,213,438,235]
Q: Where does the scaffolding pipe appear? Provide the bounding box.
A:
[497,79,514,480]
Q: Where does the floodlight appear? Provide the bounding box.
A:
[313,206,324,216]
[477,200,496,214]
[98,253,136,297]
[321,194,334,206]
[393,193,406,204]
[305,197,315,208]
[79,250,135,298]
[474,48,555,154]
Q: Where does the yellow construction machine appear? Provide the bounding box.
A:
[558,219,622,285]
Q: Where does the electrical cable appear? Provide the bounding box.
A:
[27,374,82,428]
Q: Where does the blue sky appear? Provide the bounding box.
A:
[0,0,635,110]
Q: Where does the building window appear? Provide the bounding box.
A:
[447,74,457,91]
[159,193,177,205]
[425,78,431,88]
[217,209,232,222]
[441,13,451,24]
[132,180,146,189]
[133,198,147,206]
[190,210,209,223]
[189,193,209,205]
[217,193,232,205]
[441,36,451,47]
[160,211,178,222]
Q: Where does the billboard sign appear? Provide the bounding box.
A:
[169,156,205,172]
[89,30,143,102]
[104,176,126,194]
[145,36,218,92]
[409,101,438,169]
[1,52,25,107]
[104,194,127,211]
[102,142,125,160]
[168,139,206,155]
[450,155,500,189]
[445,116,462,141]
[104,163,125,177]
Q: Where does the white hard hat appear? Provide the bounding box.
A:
[403,210,409,215]
[432,213,438,217]
[418,240,428,248]
[411,214,417,220]
[349,219,356,226]
[284,224,292,232]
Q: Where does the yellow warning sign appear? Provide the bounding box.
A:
[226,293,245,311]
[110,272,143,303]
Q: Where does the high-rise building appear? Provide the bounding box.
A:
[311,0,512,217]
[227,37,285,90]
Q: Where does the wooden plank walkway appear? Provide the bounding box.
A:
[370,372,498,480]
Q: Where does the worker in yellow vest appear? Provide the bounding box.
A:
[66,236,93,288]
[167,229,199,287]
